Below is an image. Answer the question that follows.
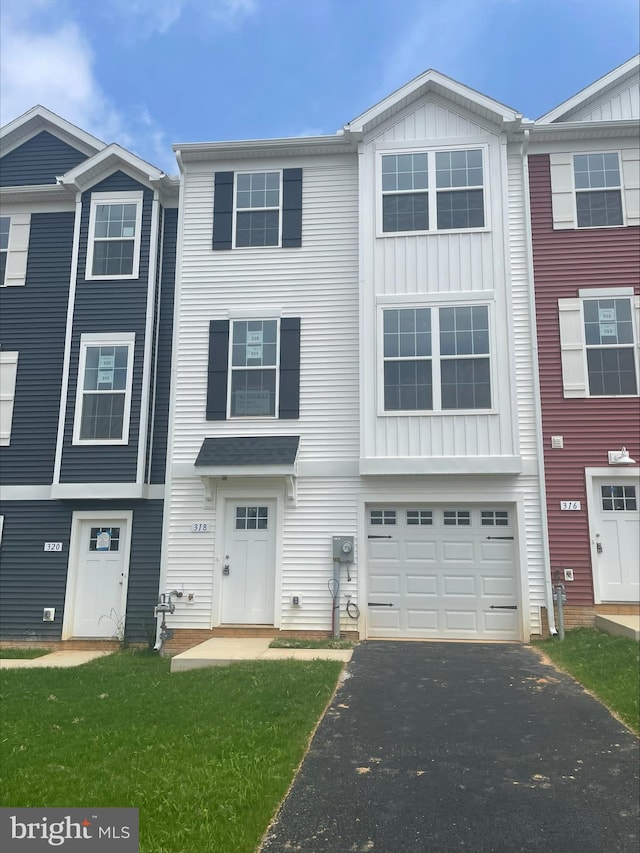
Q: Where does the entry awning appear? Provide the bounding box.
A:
[195,436,300,504]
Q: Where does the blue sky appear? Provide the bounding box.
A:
[1,0,638,174]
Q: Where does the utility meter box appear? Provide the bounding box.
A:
[333,535,355,563]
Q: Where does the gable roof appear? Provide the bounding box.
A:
[0,105,106,159]
[344,69,525,136]
[537,54,640,124]
[58,143,173,192]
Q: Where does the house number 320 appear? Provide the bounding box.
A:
[191,523,209,532]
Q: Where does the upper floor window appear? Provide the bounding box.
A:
[0,350,19,446]
[0,213,31,287]
[73,334,135,444]
[380,148,485,234]
[229,319,279,416]
[574,153,623,228]
[549,149,639,230]
[382,305,491,412]
[206,316,301,420]
[86,192,143,280]
[558,290,639,398]
[583,298,637,395]
[236,172,281,247]
[212,169,303,250]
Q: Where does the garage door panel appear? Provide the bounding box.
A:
[405,541,437,560]
[406,574,437,595]
[442,574,477,596]
[367,505,519,641]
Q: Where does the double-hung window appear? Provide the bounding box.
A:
[86,192,143,279]
[382,305,491,412]
[381,148,485,234]
[574,153,623,228]
[235,172,281,247]
[229,319,279,416]
[73,334,135,444]
[558,290,639,398]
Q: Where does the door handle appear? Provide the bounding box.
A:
[223,564,230,575]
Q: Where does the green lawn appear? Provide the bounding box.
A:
[0,647,51,659]
[0,651,344,853]
[535,628,639,734]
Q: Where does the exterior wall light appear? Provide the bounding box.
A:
[607,447,637,465]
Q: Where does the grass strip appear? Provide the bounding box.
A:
[0,648,51,659]
[0,651,343,853]
[535,627,639,733]
[269,637,355,649]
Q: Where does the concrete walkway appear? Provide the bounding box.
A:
[170,637,354,672]
[0,650,113,669]
[260,641,640,853]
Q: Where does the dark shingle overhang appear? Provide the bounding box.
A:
[195,436,300,505]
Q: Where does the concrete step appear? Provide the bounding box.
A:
[594,614,640,641]
[170,637,353,672]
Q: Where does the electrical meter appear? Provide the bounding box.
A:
[332,535,355,563]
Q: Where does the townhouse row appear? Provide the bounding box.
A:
[1,57,638,649]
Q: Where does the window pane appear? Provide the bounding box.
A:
[576,191,623,227]
[437,189,484,229]
[439,306,489,355]
[384,309,431,358]
[0,216,9,251]
[384,360,432,411]
[236,172,280,210]
[574,153,620,190]
[381,153,428,192]
[236,210,279,246]
[584,298,634,346]
[92,240,135,276]
[436,149,483,189]
[441,358,491,409]
[382,193,429,232]
[80,392,125,440]
[587,348,637,395]
[230,369,276,416]
[232,320,278,366]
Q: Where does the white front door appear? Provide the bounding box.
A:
[71,519,129,638]
[221,501,276,624]
[592,477,640,602]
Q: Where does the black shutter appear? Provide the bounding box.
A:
[206,320,229,420]
[279,317,301,419]
[281,168,302,248]
[212,172,234,250]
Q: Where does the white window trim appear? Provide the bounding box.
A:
[72,333,135,445]
[549,148,640,230]
[232,170,283,249]
[227,319,281,419]
[0,350,19,446]
[377,302,496,416]
[0,213,31,287]
[377,144,490,238]
[558,290,640,398]
[85,191,144,280]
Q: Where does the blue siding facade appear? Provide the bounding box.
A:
[0,212,74,483]
[0,131,88,186]
[0,112,177,646]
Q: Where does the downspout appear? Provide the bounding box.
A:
[522,128,557,636]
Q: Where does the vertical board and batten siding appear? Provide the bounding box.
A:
[529,153,640,605]
[0,131,88,186]
[0,500,162,642]
[0,212,75,483]
[164,155,361,628]
[359,96,517,461]
[562,79,640,123]
[60,172,153,483]
[149,207,177,484]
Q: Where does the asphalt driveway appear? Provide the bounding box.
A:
[260,641,639,853]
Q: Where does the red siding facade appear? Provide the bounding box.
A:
[529,154,640,607]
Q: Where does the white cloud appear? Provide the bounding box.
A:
[109,0,258,38]
[0,1,176,173]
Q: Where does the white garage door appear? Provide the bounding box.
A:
[367,505,519,641]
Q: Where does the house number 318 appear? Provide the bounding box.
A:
[191,522,209,532]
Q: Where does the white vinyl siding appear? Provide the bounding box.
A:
[0,213,31,287]
[549,149,640,230]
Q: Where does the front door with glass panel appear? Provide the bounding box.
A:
[592,478,640,602]
[221,501,276,624]
[71,520,129,637]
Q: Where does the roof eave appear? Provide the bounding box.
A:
[174,133,357,164]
